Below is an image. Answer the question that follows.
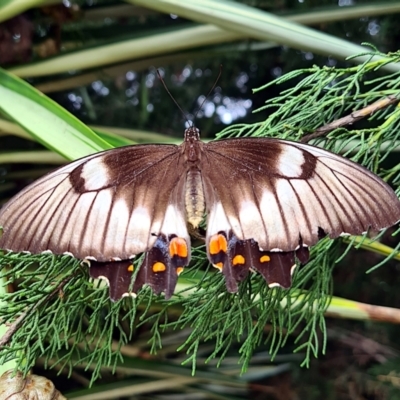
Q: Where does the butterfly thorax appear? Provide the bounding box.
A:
[184,126,200,142]
[183,126,202,162]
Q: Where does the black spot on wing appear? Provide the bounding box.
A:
[317,227,327,239]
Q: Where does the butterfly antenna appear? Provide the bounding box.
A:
[156,69,191,126]
[194,64,222,121]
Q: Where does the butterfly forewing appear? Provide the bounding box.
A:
[0,144,186,259]
[201,138,400,252]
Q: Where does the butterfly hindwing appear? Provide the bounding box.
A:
[132,234,189,299]
[89,260,135,301]
[88,232,190,301]
[207,229,309,293]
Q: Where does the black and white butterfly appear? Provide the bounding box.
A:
[0,127,399,300]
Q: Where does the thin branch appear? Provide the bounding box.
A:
[301,95,400,143]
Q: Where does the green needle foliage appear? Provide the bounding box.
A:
[0,243,336,380]
[1,47,400,383]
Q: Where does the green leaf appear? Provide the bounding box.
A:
[130,0,399,72]
[0,0,48,24]
[9,24,238,78]
[0,68,112,160]
[0,151,64,165]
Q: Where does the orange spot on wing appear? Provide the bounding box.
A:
[176,267,184,275]
[232,255,245,265]
[213,262,223,270]
[260,255,271,263]
[127,264,134,272]
[169,237,188,258]
[209,234,228,255]
[153,262,166,272]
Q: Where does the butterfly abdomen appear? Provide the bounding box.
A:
[185,167,205,228]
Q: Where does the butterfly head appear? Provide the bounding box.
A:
[184,126,200,142]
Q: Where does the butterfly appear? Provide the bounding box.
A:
[0,126,399,301]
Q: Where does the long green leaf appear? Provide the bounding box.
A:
[0,0,54,24]
[0,68,112,160]
[9,25,238,78]
[0,151,64,165]
[130,0,399,72]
